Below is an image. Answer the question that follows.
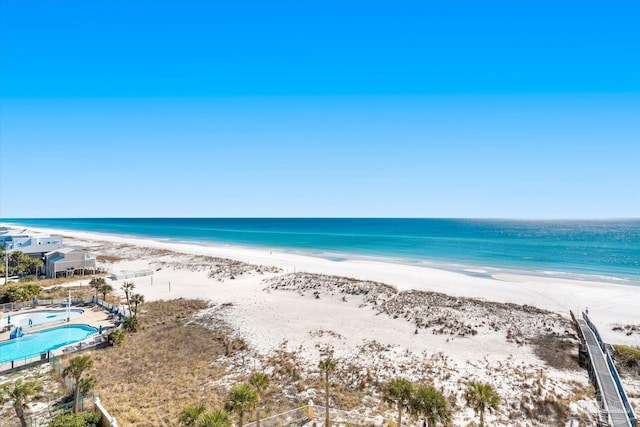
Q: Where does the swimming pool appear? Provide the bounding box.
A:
[0,324,98,364]
[2,309,84,328]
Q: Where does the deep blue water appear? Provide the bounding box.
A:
[3,218,640,282]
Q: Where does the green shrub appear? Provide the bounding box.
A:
[0,283,41,303]
[48,411,101,427]
[123,315,140,332]
[107,328,127,346]
[615,345,640,360]
[614,345,640,372]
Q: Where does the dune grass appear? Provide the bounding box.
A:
[78,299,235,426]
[613,345,640,376]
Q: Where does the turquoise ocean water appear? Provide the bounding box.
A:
[3,218,640,283]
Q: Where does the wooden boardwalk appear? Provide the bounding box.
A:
[575,313,636,427]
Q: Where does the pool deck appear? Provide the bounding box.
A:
[1,304,115,341]
[0,304,117,371]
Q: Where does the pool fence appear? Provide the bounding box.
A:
[2,297,87,312]
[1,297,131,319]
[1,300,122,425]
[0,332,107,373]
[49,354,86,412]
[0,298,113,373]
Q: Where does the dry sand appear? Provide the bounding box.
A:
[5,225,640,425]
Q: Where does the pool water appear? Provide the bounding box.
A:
[4,309,84,328]
[0,325,98,364]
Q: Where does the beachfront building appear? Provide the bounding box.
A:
[44,247,97,278]
[0,229,64,259]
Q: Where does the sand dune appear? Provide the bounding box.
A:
[7,225,640,425]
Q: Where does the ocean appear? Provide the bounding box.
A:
[3,218,640,283]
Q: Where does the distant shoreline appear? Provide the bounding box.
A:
[0,220,640,286]
[3,222,640,349]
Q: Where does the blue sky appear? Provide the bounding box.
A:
[1,0,639,218]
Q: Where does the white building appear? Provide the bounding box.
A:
[0,229,64,259]
[44,247,97,278]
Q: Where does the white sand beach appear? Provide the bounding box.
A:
[25,225,640,342]
[4,225,640,425]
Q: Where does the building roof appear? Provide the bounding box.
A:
[45,246,97,259]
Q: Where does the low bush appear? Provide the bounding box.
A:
[0,283,42,303]
[48,411,101,427]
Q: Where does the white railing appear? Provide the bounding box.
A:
[94,396,118,426]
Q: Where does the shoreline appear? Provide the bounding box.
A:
[2,224,639,425]
[3,221,640,287]
[3,223,640,345]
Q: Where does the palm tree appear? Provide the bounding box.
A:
[197,409,232,427]
[225,383,258,427]
[0,379,42,427]
[249,372,270,427]
[121,281,135,311]
[63,355,94,413]
[179,404,206,426]
[79,376,97,397]
[98,283,113,302]
[130,293,145,316]
[411,385,451,427]
[383,378,414,427]
[318,358,336,427]
[464,381,500,427]
[89,277,106,300]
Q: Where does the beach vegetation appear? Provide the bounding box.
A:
[319,357,337,427]
[225,383,258,427]
[411,385,451,427]
[0,378,43,427]
[12,277,105,303]
[123,314,140,332]
[179,404,207,426]
[614,345,640,375]
[107,328,126,346]
[179,404,233,427]
[464,381,500,427]
[86,299,235,425]
[383,378,414,427]
[48,411,101,427]
[63,355,95,413]
[96,254,124,263]
[97,283,113,301]
[79,376,97,397]
[0,250,43,278]
[88,277,106,300]
[0,283,41,303]
[130,292,145,316]
[196,409,233,427]
[249,372,270,427]
[121,281,135,311]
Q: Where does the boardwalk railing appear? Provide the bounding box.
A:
[605,342,638,427]
[575,312,637,427]
[584,313,637,427]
